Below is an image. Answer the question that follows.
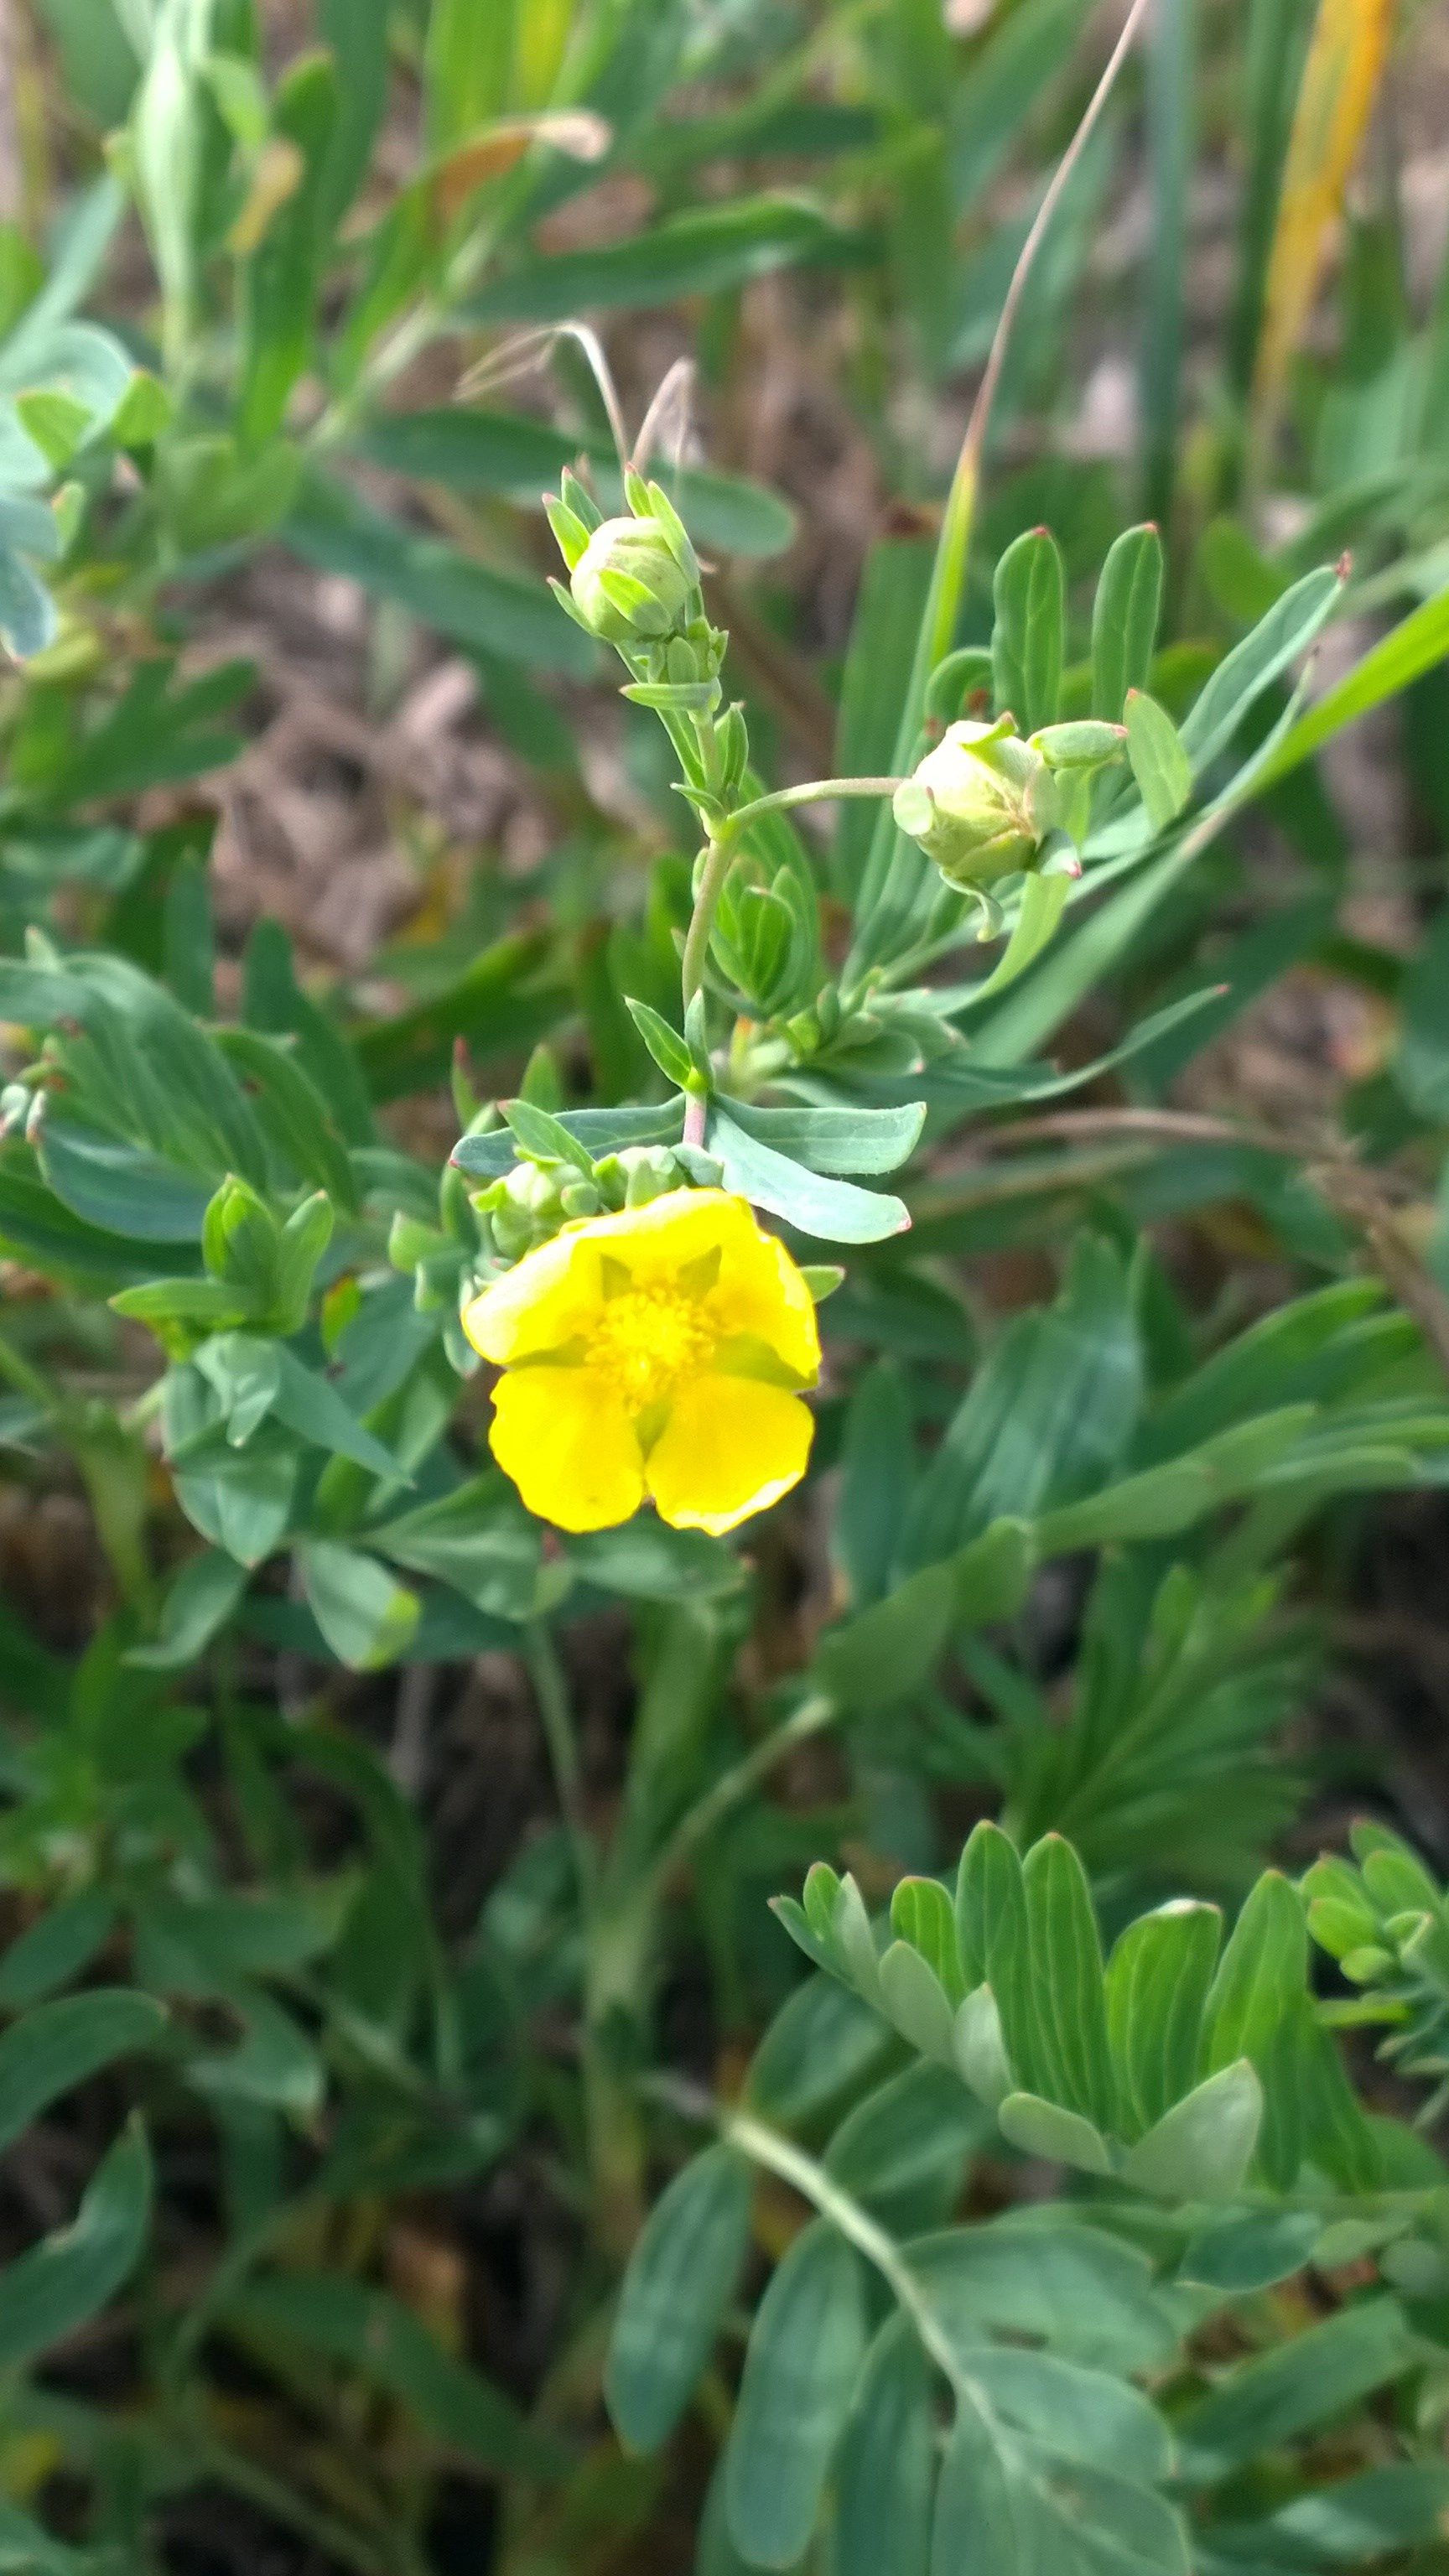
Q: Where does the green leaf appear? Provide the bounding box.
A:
[833,538,937,898]
[626,997,696,1091]
[452,1103,683,1182]
[0,2117,152,2371]
[223,2271,560,2475]
[124,1549,247,1670]
[996,2091,1113,2174]
[912,2213,1178,2372]
[0,544,57,657]
[1215,2464,1449,2563]
[0,1990,164,2155]
[236,53,338,447]
[709,1105,909,1243]
[1092,526,1165,721]
[834,2322,935,2576]
[468,195,844,325]
[1021,1834,1116,2129]
[1124,688,1192,828]
[356,408,795,558]
[566,1519,742,1602]
[172,1432,298,1568]
[299,1540,420,1670]
[1200,1869,1306,2075]
[1105,1900,1222,2137]
[725,2219,867,2568]
[826,2063,984,2213]
[721,1098,927,1176]
[605,2146,755,2454]
[969,868,1072,1003]
[978,2345,1171,2485]
[1178,564,1342,774]
[991,527,1066,733]
[265,1343,405,1480]
[318,0,389,226]
[37,1121,212,1242]
[1200,1870,1308,2187]
[0,1891,116,2010]
[878,1940,958,2064]
[902,1235,1140,1567]
[1256,583,1449,793]
[814,1558,957,1711]
[891,1877,966,2006]
[929,2405,1028,2576]
[1176,2297,1412,2478]
[286,471,595,675]
[1118,2059,1263,2199]
[215,1028,358,1213]
[1179,2206,1323,2292]
[369,1478,543,1621]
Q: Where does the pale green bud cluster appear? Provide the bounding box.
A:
[475,1141,724,1265]
[893,714,1127,891]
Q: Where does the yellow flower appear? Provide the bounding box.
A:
[462,1189,820,1536]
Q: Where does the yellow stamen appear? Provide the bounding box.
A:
[585,1281,716,1411]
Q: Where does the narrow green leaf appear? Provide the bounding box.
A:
[1179,564,1342,773]
[996,2090,1113,2174]
[1177,2297,1412,2477]
[299,1540,420,1670]
[286,472,595,676]
[0,2118,152,2371]
[1020,1836,1116,2129]
[1255,584,1449,792]
[1092,525,1165,720]
[878,1941,958,2064]
[606,2146,755,2454]
[1124,688,1192,827]
[1105,1900,1223,2136]
[468,196,844,325]
[725,2220,867,2569]
[1118,2059,1263,2200]
[835,2321,935,2576]
[124,1549,247,1670]
[709,1105,910,1243]
[891,1877,966,2007]
[236,54,338,447]
[991,527,1066,732]
[721,1098,927,1176]
[224,2271,561,2475]
[0,1991,164,2154]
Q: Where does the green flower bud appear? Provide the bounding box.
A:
[570,512,699,646]
[892,716,1049,890]
[486,1159,569,1260]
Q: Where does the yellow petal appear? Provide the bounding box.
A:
[463,1228,601,1364]
[489,1366,644,1532]
[706,1209,820,1384]
[645,1372,813,1535]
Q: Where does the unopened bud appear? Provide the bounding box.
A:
[570,512,699,646]
[892,716,1046,890]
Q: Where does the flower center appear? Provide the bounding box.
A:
[585,1282,716,1413]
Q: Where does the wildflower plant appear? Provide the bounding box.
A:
[8,5,1449,2576]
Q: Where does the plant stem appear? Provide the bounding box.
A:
[680,834,734,1017]
[526,1622,646,2252]
[526,1621,594,1904]
[724,775,905,839]
[647,1692,838,1898]
[678,779,902,1044]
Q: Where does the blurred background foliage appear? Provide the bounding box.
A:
[4,0,1449,2572]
